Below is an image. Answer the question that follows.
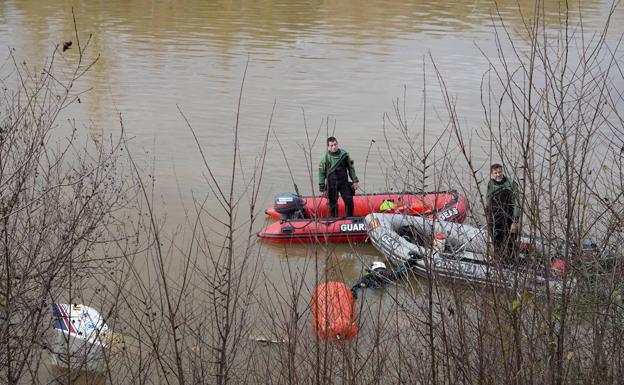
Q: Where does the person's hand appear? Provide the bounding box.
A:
[511,223,519,233]
[352,182,359,191]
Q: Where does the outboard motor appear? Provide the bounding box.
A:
[273,193,306,220]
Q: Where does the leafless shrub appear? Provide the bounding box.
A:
[372,2,624,385]
[0,24,135,385]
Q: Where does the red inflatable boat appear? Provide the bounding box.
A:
[258,190,467,243]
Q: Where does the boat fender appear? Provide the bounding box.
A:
[312,281,357,340]
[433,233,447,252]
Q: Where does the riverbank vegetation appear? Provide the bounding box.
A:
[2,2,624,385]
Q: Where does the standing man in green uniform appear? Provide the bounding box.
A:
[319,137,359,217]
[486,163,521,262]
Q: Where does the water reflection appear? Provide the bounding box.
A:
[2,0,611,79]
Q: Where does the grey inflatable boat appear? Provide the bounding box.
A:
[365,213,573,294]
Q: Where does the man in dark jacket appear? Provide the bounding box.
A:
[319,137,359,217]
[486,163,521,262]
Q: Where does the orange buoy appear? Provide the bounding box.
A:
[312,281,357,340]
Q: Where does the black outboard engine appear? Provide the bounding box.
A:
[274,193,306,220]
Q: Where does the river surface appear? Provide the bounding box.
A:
[2,1,621,207]
[1,0,623,379]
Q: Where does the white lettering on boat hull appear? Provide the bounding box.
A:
[339,223,367,232]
